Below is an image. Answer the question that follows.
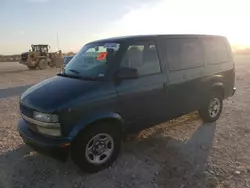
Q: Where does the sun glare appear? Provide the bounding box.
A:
[97,0,250,48]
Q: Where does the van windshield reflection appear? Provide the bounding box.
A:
[63,42,120,79]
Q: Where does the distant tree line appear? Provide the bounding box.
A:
[63,52,76,56]
[0,52,77,59]
[0,54,20,58]
[233,48,250,55]
[1,48,249,59]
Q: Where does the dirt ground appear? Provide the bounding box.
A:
[0,62,62,89]
[0,57,250,188]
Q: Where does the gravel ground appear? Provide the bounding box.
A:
[0,62,61,89]
[0,56,250,188]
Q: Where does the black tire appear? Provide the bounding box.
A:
[48,62,56,68]
[198,92,223,123]
[71,122,122,173]
[27,66,36,70]
[38,59,48,70]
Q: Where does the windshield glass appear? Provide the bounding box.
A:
[64,42,120,79]
[32,46,40,51]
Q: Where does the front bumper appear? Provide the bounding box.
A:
[17,118,72,162]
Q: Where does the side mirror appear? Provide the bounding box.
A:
[115,67,138,79]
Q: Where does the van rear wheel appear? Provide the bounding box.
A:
[198,92,223,123]
[71,122,122,173]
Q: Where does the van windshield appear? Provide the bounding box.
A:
[64,42,120,79]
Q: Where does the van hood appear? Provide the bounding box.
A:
[20,76,103,113]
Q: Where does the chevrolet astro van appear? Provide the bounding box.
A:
[18,35,236,173]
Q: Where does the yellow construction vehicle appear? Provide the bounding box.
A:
[19,44,63,70]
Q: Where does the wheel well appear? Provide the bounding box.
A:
[74,118,124,140]
[212,86,225,98]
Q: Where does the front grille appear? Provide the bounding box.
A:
[20,104,33,118]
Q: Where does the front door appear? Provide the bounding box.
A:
[115,40,167,133]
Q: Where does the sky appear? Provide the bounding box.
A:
[0,0,250,55]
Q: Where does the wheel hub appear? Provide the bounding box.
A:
[85,133,114,165]
[209,98,220,118]
[93,141,106,155]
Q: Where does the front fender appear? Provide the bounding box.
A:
[68,111,124,138]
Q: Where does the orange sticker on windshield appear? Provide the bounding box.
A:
[97,52,107,60]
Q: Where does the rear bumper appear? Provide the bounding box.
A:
[17,119,72,162]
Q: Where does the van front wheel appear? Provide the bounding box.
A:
[198,93,223,123]
[71,122,121,173]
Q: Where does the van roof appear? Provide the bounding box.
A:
[87,34,226,44]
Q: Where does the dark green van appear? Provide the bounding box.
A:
[18,34,236,173]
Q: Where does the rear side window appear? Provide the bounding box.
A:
[165,38,204,71]
[120,41,161,76]
[202,38,229,64]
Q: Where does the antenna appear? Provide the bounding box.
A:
[57,31,60,51]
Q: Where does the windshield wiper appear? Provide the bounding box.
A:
[57,72,80,79]
[66,69,99,80]
[69,69,81,75]
[58,71,98,81]
[67,69,96,80]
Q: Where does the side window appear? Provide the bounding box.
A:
[165,38,204,71]
[202,38,229,64]
[121,41,161,76]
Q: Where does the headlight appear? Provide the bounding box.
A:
[33,112,61,136]
[34,111,59,123]
[22,111,61,137]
